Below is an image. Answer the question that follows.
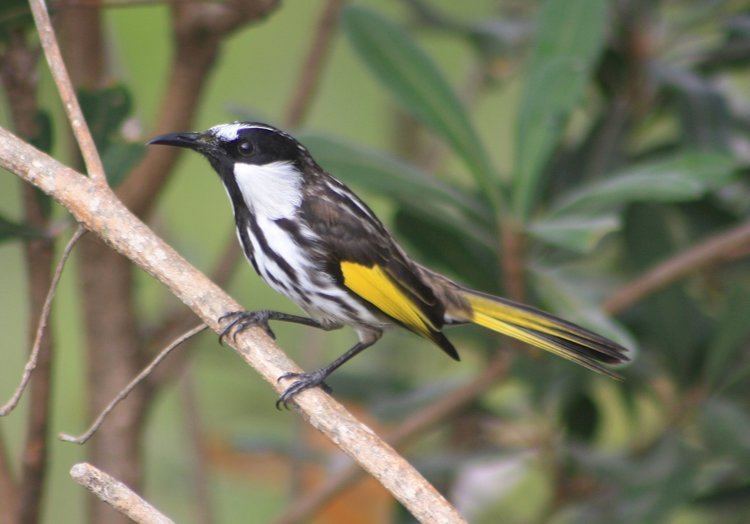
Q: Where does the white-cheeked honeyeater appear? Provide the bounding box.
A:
[149,122,630,409]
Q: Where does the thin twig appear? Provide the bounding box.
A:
[603,218,750,314]
[1,125,465,524]
[70,463,175,524]
[28,0,107,184]
[0,226,85,416]
[60,324,207,444]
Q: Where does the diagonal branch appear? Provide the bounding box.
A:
[603,218,750,314]
[28,0,107,184]
[0,126,465,524]
[70,463,174,524]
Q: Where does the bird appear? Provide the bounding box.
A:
[149,122,630,409]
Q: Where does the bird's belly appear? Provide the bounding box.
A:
[241,217,387,329]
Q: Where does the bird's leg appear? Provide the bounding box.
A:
[275,333,380,410]
[218,310,330,344]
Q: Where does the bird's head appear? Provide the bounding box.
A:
[149,122,317,218]
[148,121,312,179]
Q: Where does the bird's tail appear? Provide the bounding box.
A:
[458,288,629,378]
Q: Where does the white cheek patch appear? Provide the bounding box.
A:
[234,161,303,219]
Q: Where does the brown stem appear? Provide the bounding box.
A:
[179,367,214,524]
[0,126,465,524]
[603,219,750,314]
[56,11,146,523]
[0,28,56,524]
[283,0,345,128]
[0,430,19,523]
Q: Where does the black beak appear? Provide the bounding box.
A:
[147,132,202,149]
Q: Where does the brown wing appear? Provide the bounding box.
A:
[300,178,459,360]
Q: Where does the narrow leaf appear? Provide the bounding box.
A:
[527,214,620,253]
[102,143,146,187]
[549,152,737,216]
[342,6,501,210]
[513,0,608,220]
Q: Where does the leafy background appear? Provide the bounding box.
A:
[2,0,750,522]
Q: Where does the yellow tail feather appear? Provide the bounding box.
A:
[464,291,628,378]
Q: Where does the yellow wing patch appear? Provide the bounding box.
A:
[341,262,436,336]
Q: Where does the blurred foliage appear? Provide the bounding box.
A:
[2,0,750,522]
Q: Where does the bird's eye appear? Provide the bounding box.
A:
[237,140,254,157]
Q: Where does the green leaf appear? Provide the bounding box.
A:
[531,266,637,356]
[78,84,133,151]
[0,214,44,243]
[513,0,608,220]
[0,0,33,43]
[527,214,620,253]
[342,6,501,210]
[561,389,599,442]
[78,84,142,185]
[299,132,489,223]
[102,142,146,187]
[703,285,750,390]
[700,399,750,468]
[549,152,738,216]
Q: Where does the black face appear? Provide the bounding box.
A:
[214,125,304,166]
[148,122,310,177]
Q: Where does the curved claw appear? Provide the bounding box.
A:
[275,371,332,410]
[217,310,276,345]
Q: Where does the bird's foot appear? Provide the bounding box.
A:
[218,310,276,344]
[275,370,332,410]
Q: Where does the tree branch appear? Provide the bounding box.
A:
[28,0,107,184]
[603,218,750,314]
[70,463,175,524]
[0,127,465,524]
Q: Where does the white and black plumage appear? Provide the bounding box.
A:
[149,122,629,409]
